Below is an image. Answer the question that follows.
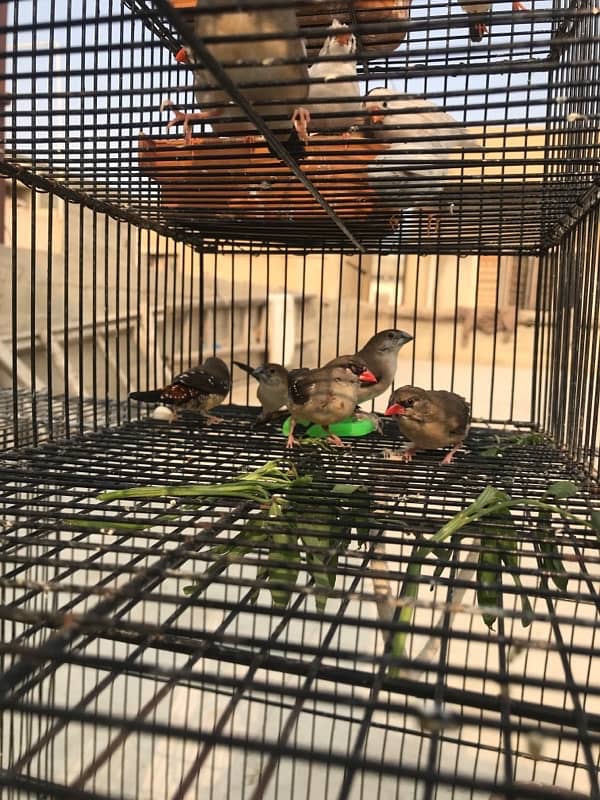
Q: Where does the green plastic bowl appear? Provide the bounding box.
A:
[281,415,377,439]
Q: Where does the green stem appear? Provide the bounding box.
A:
[97,483,274,502]
[389,488,591,669]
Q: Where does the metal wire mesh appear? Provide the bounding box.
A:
[1,0,600,797]
[1,0,599,253]
[1,407,599,798]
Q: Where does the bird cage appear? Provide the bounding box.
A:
[1,0,600,798]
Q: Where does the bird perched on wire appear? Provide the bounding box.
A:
[326,329,414,405]
[286,357,377,448]
[160,0,311,152]
[234,360,290,424]
[304,19,363,135]
[129,357,230,423]
[384,385,470,464]
[458,0,527,42]
[362,87,478,232]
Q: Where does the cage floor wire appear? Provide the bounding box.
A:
[1,406,599,799]
[0,390,132,452]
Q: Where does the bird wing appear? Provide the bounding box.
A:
[432,391,471,435]
[389,99,473,149]
[175,366,230,396]
[288,369,317,406]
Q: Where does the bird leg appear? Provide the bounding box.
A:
[291,107,311,142]
[160,98,222,145]
[325,431,350,448]
[400,445,417,462]
[382,444,416,461]
[389,214,402,232]
[202,413,225,425]
[440,442,463,465]
[424,210,441,236]
[286,417,300,448]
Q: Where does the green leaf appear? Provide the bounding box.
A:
[430,538,459,583]
[477,545,502,630]
[590,510,600,532]
[332,483,366,495]
[518,592,535,627]
[535,508,569,591]
[480,446,500,457]
[545,481,579,500]
[482,505,519,570]
[248,567,268,605]
[65,514,178,532]
[268,535,300,608]
[306,552,335,612]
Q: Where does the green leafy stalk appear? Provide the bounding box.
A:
[180,475,369,610]
[479,431,546,458]
[96,461,312,503]
[534,508,569,591]
[389,482,597,671]
[477,542,502,629]
[65,515,178,532]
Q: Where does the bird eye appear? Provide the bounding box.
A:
[403,398,414,408]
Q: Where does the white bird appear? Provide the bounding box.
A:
[458,1,527,42]
[161,0,311,148]
[363,87,478,232]
[304,19,363,134]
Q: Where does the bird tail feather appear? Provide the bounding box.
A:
[129,389,163,402]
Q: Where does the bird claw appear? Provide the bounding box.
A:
[203,414,225,425]
[165,110,188,130]
[160,97,175,113]
[382,447,414,461]
[512,0,527,10]
[286,434,300,449]
[292,107,311,143]
[161,101,194,144]
[382,448,404,461]
[424,211,441,236]
[326,433,350,448]
[389,214,402,232]
[440,443,463,465]
[162,102,221,144]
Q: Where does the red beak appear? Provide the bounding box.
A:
[360,368,378,385]
[385,403,405,416]
[175,47,189,64]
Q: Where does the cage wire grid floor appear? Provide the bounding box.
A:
[0,406,599,799]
